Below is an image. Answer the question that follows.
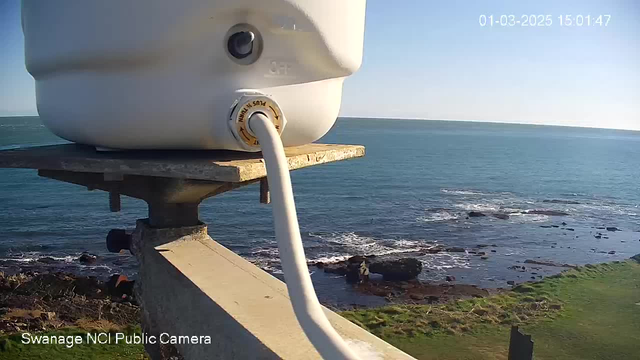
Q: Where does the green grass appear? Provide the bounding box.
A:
[342,260,640,360]
[0,327,147,360]
[2,260,638,359]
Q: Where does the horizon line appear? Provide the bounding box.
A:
[1,114,638,133]
[338,116,640,133]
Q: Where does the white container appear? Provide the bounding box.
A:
[22,0,366,151]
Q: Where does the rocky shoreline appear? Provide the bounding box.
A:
[0,271,137,335]
[0,210,636,334]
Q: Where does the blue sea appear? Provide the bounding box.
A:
[1,116,639,306]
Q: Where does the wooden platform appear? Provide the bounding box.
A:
[0,143,365,182]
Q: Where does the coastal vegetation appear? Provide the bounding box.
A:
[1,257,638,359]
[343,257,640,360]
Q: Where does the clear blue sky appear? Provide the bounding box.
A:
[1,0,638,130]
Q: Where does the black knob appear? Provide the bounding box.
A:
[228,31,255,59]
[106,229,132,253]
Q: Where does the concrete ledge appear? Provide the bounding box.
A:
[133,221,415,359]
[0,143,365,183]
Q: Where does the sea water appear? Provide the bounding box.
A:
[1,117,639,306]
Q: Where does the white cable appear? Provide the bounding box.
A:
[249,113,361,360]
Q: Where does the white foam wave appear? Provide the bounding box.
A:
[441,189,488,196]
[454,203,501,212]
[508,212,550,223]
[248,232,431,271]
[308,255,352,264]
[577,203,639,217]
[419,210,459,222]
[1,255,77,263]
[421,252,471,270]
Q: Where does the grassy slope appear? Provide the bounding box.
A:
[0,328,147,360]
[1,260,638,359]
[342,260,640,360]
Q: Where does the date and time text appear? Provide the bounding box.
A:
[479,14,611,27]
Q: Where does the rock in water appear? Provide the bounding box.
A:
[445,275,456,282]
[524,259,577,269]
[526,210,569,216]
[369,258,423,281]
[543,199,581,205]
[492,213,509,220]
[37,257,58,264]
[446,247,466,253]
[606,227,620,232]
[468,211,486,218]
[78,254,98,264]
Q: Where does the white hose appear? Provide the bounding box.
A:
[249,113,361,360]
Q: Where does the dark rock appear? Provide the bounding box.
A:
[595,235,602,239]
[347,256,367,264]
[608,251,616,255]
[492,213,509,220]
[606,227,620,232]
[314,262,325,269]
[445,276,456,282]
[631,254,640,263]
[540,225,553,228]
[476,244,489,248]
[446,247,466,253]
[507,280,515,285]
[566,228,575,231]
[491,244,498,247]
[543,200,581,205]
[561,222,568,226]
[552,225,560,228]
[424,247,443,254]
[468,211,486,218]
[526,210,569,216]
[524,259,578,269]
[37,257,58,264]
[475,252,486,256]
[369,258,422,281]
[345,268,361,283]
[323,263,349,275]
[78,254,98,265]
[491,250,497,253]
[480,256,489,260]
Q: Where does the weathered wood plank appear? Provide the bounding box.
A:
[0,143,365,183]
